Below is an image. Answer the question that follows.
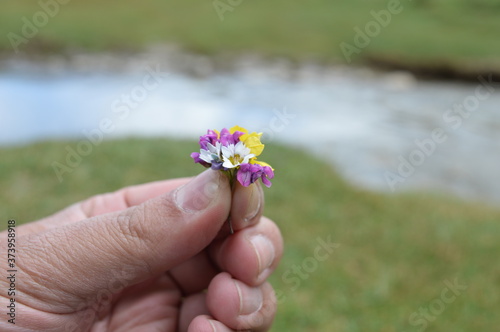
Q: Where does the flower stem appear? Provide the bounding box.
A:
[222,169,237,234]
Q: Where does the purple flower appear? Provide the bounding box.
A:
[219,128,234,146]
[260,166,274,187]
[199,129,219,149]
[237,163,259,187]
[219,128,246,146]
[232,130,245,142]
[236,163,274,188]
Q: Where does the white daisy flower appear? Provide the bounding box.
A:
[221,141,255,169]
[199,142,222,165]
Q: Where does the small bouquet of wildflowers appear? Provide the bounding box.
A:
[191,125,275,188]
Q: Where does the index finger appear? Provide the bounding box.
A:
[80,177,192,217]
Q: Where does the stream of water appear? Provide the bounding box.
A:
[1,55,499,203]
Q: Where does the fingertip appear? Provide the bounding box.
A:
[230,181,264,231]
[179,293,209,331]
[206,273,276,331]
[188,315,215,332]
[206,272,240,322]
[210,216,283,286]
[189,315,234,332]
[174,169,230,213]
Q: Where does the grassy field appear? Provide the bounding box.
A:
[1,138,499,331]
[1,0,500,74]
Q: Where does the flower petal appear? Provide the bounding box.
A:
[237,164,253,187]
[263,166,275,179]
[251,160,274,170]
[230,125,248,135]
[261,175,272,188]
[240,132,265,156]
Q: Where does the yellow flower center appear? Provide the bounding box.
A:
[229,154,243,165]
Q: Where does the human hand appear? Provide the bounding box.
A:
[0,169,283,331]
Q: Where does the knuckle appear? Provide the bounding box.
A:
[117,207,146,243]
[110,206,155,271]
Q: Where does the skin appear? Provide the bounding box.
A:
[0,169,283,331]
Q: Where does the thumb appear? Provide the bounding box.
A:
[18,169,230,309]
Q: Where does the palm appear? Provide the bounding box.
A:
[91,274,183,331]
[89,248,219,332]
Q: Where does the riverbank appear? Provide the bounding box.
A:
[1,0,499,82]
[2,51,500,204]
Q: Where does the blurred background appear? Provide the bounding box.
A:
[1,1,499,331]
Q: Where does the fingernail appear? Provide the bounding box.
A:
[208,320,218,332]
[175,170,221,213]
[234,279,263,316]
[244,184,262,223]
[250,235,275,280]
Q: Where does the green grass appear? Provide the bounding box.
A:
[1,0,500,71]
[1,138,499,331]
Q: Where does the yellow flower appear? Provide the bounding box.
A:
[229,125,248,135]
[240,132,265,156]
